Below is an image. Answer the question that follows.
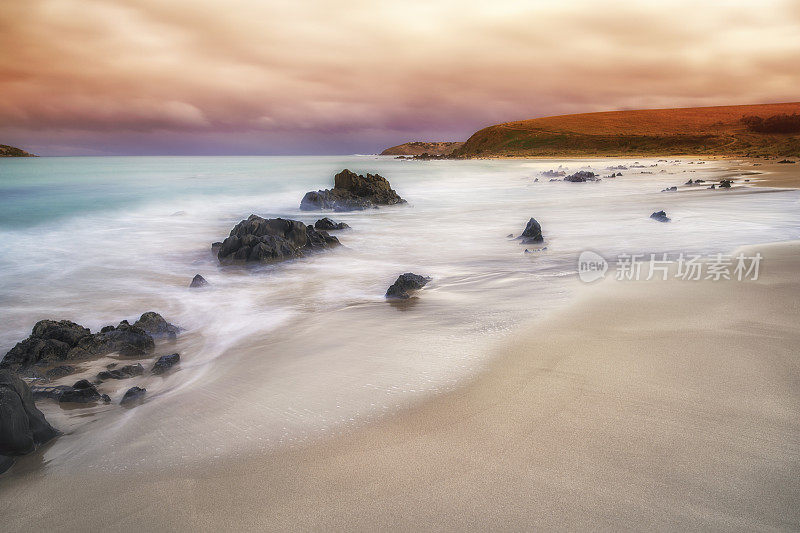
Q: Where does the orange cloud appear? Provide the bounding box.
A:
[1,0,799,154]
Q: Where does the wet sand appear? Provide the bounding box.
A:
[3,241,798,531]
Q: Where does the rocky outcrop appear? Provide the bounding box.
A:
[133,312,180,340]
[189,274,208,288]
[719,179,732,188]
[120,386,146,405]
[300,169,406,211]
[314,217,350,231]
[216,215,339,264]
[151,353,180,374]
[517,218,544,244]
[1,313,179,372]
[0,370,58,472]
[564,171,599,182]
[386,273,431,299]
[650,210,671,223]
[380,141,463,156]
[0,144,36,157]
[59,379,103,404]
[0,320,92,371]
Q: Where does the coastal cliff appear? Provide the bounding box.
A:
[0,145,36,157]
[380,141,463,156]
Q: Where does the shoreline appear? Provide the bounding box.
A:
[3,240,798,530]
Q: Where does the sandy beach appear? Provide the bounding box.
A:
[3,239,798,531]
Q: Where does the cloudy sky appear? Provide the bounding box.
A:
[1,0,799,155]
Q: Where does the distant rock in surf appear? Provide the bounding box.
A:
[300,169,406,211]
[386,273,431,300]
[216,215,339,264]
[661,186,677,192]
[541,169,565,178]
[517,218,544,244]
[564,171,599,182]
[719,179,732,188]
[650,210,671,223]
[189,274,209,288]
[314,217,350,231]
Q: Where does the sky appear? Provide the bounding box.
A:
[1,0,799,155]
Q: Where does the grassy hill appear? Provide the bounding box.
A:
[380,141,463,156]
[0,144,36,157]
[451,102,800,158]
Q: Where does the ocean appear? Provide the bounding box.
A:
[1,155,798,472]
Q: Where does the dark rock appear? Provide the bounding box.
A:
[650,210,671,223]
[719,179,732,188]
[133,312,180,340]
[1,320,91,371]
[506,233,514,238]
[30,385,72,401]
[189,274,209,288]
[300,169,406,211]
[59,379,101,404]
[97,363,144,381]
[708,184,716,189]
[0,370,58,456]
[541,170,565,178]
[777,159,795,164]
[516,218,544,244]
[45,365,76,380]
[314,217,350,231]
[151,353,180,375]
[120,386,146,405]
[0,454,13,474]
[564,171,598,182]
[101,394,111,403]
[386,273,431,300]
[661,186,678,192]
[216,215,339,264]
[67,321,155,359]
[685,179,693,185]
[694,179,706,183]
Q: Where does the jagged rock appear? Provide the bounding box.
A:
[151,353,180,375]
[216,215,339,264]
[386,273,431,299]
[97,364,144,381]
[0,370,58,460]
[189,274,209,288]
[314,217,350,231]
[0,320,91,371]
[300,169,406,211]
[133,312,180,340]
[564,171,598,182]
[685,179,693,185]
[661,186,677,192]
[59,379,101,404]
[45,365,76,380]
[67,321,154,359]
[517,218,544,244]
[719,179,732,188]
[650,210,671,223]
[120,386,146,405]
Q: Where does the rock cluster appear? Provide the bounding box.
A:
[216,215,339,264]
[300,169,406,211]
[314,217,350,231]
[0,313,176,373]
[564,171,599,182]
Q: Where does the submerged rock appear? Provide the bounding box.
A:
[314,217,350,231]
[120,386,146,405]
[386,273,431,300]
[517,218,544,244]
[300,169,406,211]
[650,210,671,223]
[216,215,339,264]
[151,353,180,375]
[189,274,209,288]
[97,363,144,381]
[0,370,58,461]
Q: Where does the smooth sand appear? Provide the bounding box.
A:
[2,242,799,531]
